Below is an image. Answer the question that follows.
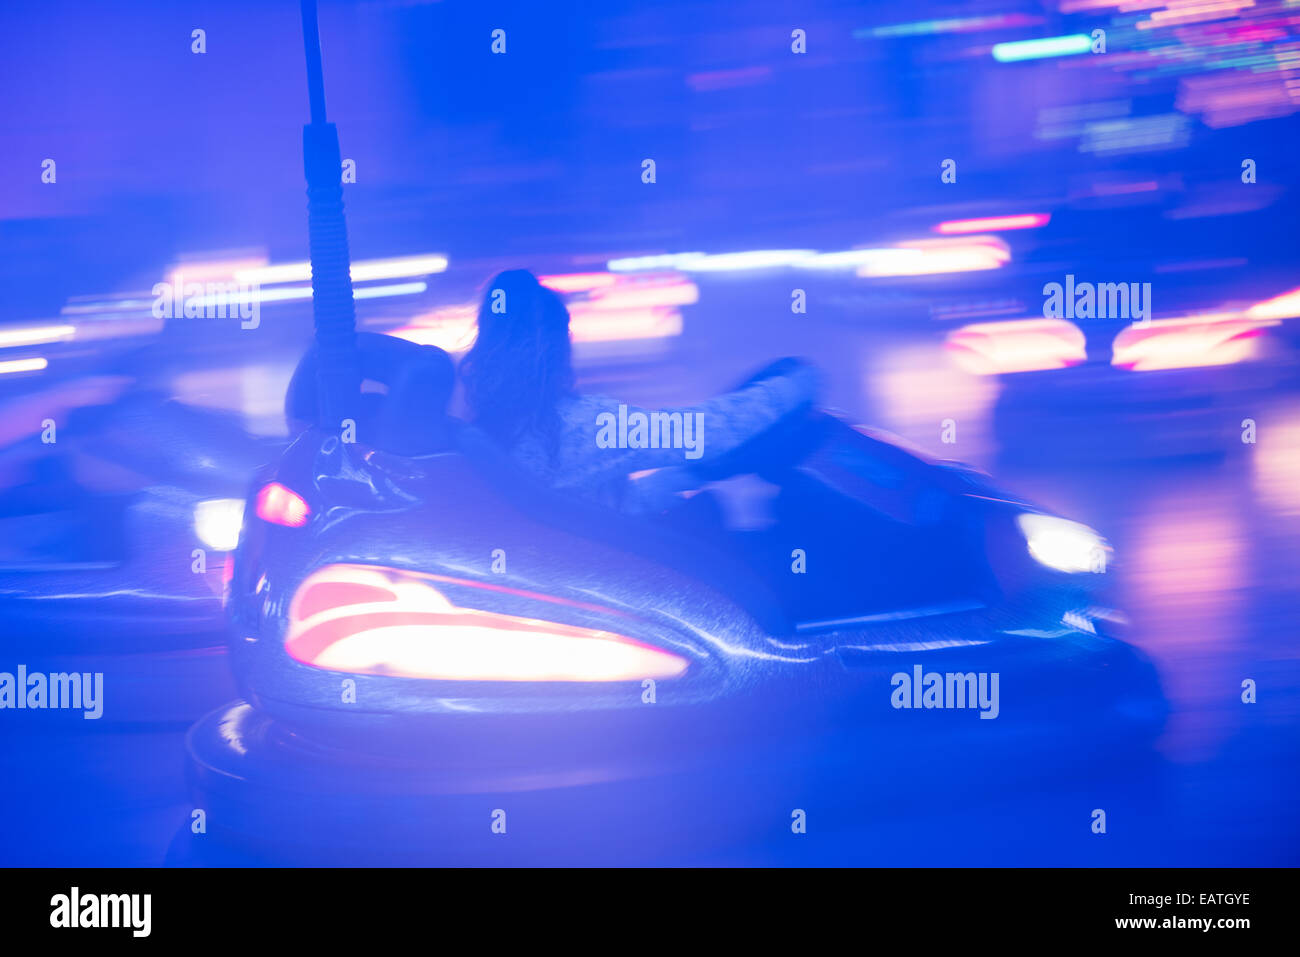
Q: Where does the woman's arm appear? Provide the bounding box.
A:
[572,361,821,476]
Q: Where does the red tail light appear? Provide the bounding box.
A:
[285,565,689,682]
[255,482,311,527]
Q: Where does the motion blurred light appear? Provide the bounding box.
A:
[678,250,817,271]
[194,498,245,552]
[1017,513,1111,574]
[946,318,1086,375]
[992,35,1091,62]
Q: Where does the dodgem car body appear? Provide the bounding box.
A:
[181,4,1163,862]
[0,380,270,720]
[184,333,1166,863]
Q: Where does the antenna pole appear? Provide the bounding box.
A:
[299,0,359,430]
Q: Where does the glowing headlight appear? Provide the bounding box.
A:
[194,498,245,552]
[1016,513,1111,574]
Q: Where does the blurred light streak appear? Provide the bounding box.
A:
[0,357,49,375]
[795,249,891,269]
[389,282,686,352]
[677,250,816,272]
[580,278,699,311]
[1037,99,1133,143]
[686,66,771,91]
[936,214,1050,233]
[1127,489,1248,763]
[167,256,267,286]
[607,252,706,272]
[945,319,1087,374]
[991,35,1092,62]
[1247,286,1300,321]
[61,297,157,315]
[1155,257,1247,272]
[1057,1,1130,12]
[1139,1,1257,29]
[856,14,1041,38]
[567,305,683,343]
[388,304,478,353]
[195,281,427,308]
[170,362,298,436]
[1251,403,1300,515]
[1111,313,1274,370]
[234,254,448,285]
[608,243,1013,276]
[1090,180,1161,195]
[0,324,76,348]
[1177,70,1299,128]
[865,343,1000,453]
[0,376,128,447]
[1057,1,1299,128]
[1165,185,1278,219]
[1079,114,1190,154]
[930,299,1025,321]
[59,317,163,343]
[538,273,619,292]
[856,237,1010,277]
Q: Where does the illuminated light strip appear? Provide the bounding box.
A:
[857,13,1041,38]
[538,273,620,292]
[234,254,448,285]
[168,257,268,286]
[945,318,1087,375]
[930,300,1025,321]
[387,303,478,352]
[295,565,639,621]
[387,320,474,352]
[608,252,706,272]
[194,281,427,307]
[992,34,1092,62]
[1247,286,1300,321]
[1080,114,1190,154]
[292,610,688,681]
[1111,316,1271,371]
[568,306,683,343]
[614,240,1010,276]
[1090,180,1159,196]
[582,282,699,310]
[388,302,684,352]
[686,65,772,91]
[1139,0,1256,29]
[353,282,429,301]
[795,249,893,269]
[60,276,430,318]
[936,214,1050,233]
[285,565,686,682]
[858,237,1010,277]
[0,324,76,348]
[677,250,816,272]
[0,357,49,375]
[61,298,157,316]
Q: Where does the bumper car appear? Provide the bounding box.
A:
[0,382,271,721]
[182,335,1166,863]
[179,4,1164,863]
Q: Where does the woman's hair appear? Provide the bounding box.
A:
[459,269,575,455]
